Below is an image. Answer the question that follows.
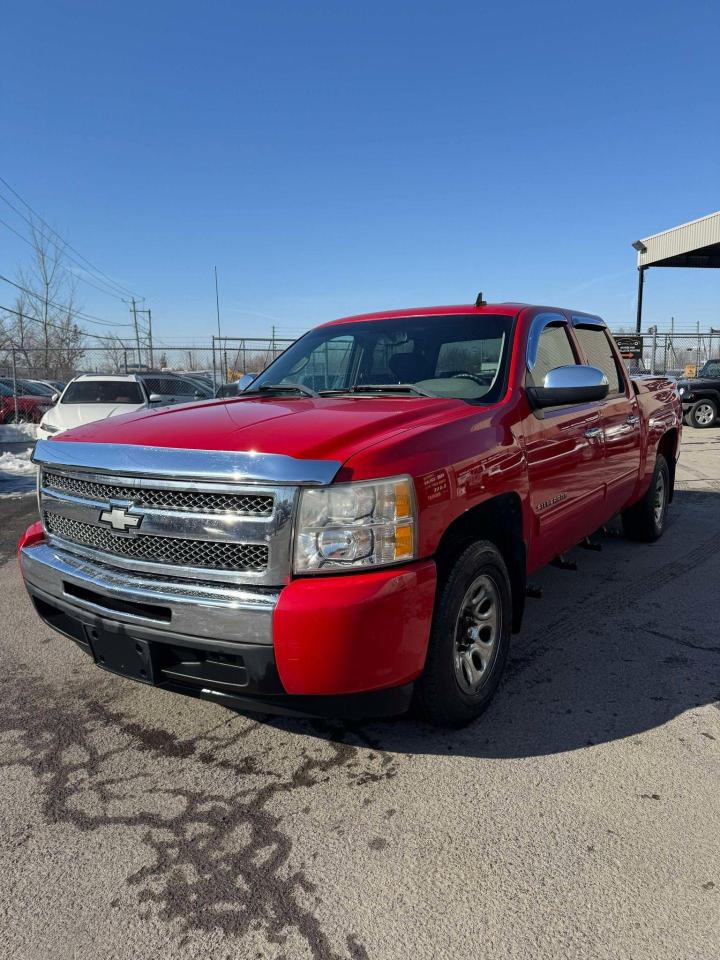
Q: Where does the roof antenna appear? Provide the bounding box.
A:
[475,292,487,307]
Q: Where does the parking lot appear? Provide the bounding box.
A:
[1,430,718,960]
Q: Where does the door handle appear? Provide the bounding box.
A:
[585,427,603,439]
[626,414,640,426]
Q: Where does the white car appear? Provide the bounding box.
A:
[37,374,153,440]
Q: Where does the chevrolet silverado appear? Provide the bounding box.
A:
[19,302,681,726]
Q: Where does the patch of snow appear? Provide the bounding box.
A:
[0,447,37,497]
[0,423,40,442]
[0,449,35,475]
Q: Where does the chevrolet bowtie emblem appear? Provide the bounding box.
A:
[99,506,142,532]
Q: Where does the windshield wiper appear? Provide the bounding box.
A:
[244,383,320,398]
[344,383,435,397]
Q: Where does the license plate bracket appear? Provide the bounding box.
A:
[85,625,155,684]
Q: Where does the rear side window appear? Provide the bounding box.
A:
[143,377,195,396]
[533,325,576,382]
[574,326,623,394]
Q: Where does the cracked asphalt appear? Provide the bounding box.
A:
[1,430,718,960]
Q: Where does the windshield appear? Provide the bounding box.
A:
[19,380,54,396]
[61,381,144,404]
[251,314,515,402]
[699,361,720,378]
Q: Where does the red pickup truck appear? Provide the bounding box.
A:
[19,302,681,726]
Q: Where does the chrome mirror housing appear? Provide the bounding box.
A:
[527,365,609,409]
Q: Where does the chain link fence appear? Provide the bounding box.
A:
[617,331,720,377]
[2,329,719,392]
[0,337,294,388]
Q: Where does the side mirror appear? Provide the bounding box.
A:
[527,365,609,409]
[148,393,164,404]
[51,393,60,403]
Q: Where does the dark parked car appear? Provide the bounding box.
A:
[215,374,256,397]
[678,360,720,428]
[137,373,213,405]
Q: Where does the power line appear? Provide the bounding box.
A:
[0,302,126,342]
[0,213,144,304]
[0,190,131,302]
[0,174,143,300]
[0,274,133,329]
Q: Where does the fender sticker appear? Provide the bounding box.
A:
[420,469,451,505]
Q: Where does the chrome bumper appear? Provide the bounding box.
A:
[20,542,278,646]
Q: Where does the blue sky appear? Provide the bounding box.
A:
[2,0,719,341]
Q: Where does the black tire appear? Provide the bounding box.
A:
[621,454,670,543]
[415,540,512,727]
[687,399,717,429]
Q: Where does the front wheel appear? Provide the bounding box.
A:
[415,541,512,727]
[621,454,670,542]
[688,399,717,429]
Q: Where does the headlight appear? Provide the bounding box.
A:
[293,476,416,573]
[41,422,60,434]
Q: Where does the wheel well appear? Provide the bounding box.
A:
[657,428,679,501]
[434,493,526,633]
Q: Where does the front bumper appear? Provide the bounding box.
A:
[20,540,435,717]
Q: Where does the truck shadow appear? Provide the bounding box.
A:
[270,488,720,759]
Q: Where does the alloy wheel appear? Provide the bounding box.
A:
[653,470,666,527]
[453,574,501,694]
[695,402,715,426]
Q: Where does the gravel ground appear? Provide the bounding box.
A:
[1,430,718,960]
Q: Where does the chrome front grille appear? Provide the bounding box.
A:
[44,512,269,572]
[43,470,274,516]
[36,457,301,585]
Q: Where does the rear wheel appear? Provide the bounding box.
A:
[415,541,512,727]
[621,454,670,542]
[688,399,717,428]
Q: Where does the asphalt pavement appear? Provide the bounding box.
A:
[0,431,718,960]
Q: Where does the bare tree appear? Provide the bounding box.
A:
[94,333,130,374]
[0,220,85,379]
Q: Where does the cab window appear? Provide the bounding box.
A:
[533,324,576,382]
[574,326,624,395]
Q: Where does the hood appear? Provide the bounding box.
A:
[51,394,461,463]
[44,402,146,430]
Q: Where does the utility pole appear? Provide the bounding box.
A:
[214,266,222,340]
[147,308,153,370]
[130,301,153,369]
[130,297,142,366]
[214,267,222,385]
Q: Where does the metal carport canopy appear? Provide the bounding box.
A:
[633,211,720,331]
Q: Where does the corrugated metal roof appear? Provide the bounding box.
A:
[636,210,720,268]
